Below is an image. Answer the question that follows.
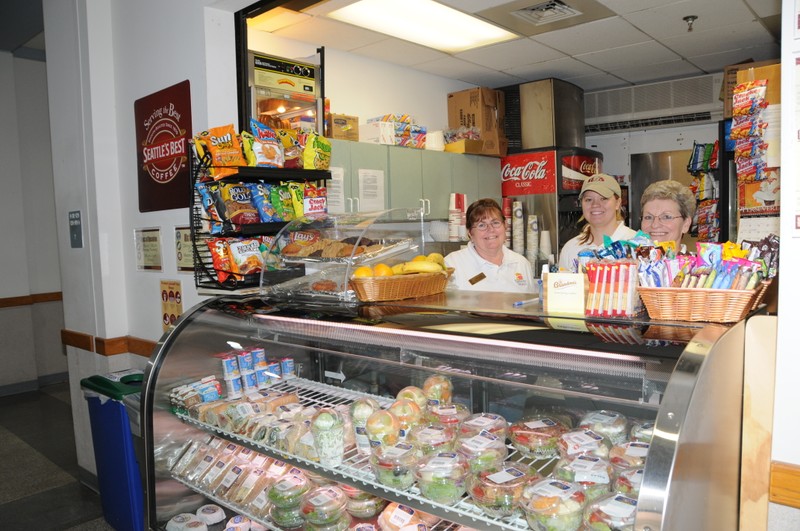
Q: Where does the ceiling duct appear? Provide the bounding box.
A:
[584,73,724,134]
[511,0,583,26]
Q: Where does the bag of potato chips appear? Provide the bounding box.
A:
[194,125,247,179]
[249,119,284,168]
[303,132,331,170]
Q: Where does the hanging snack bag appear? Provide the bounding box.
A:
[732,79,768,117]
[195,182,225,235]
[287,182,306,218]
[276,129,303,169]
[229,238,265,277]
[194,125,247,179]
[304,182,327,215]
[249,119,285,168]
[207,238,235,284]
[246,182,281,223]
[269,185,296,222]
[218,183,260,225]
[303,131,332,170]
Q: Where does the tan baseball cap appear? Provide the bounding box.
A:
[580,173,621,199]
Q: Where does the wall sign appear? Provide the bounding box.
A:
[174,226,194,272]
[160,280,183,332]
[500,151,557,197]
[135,228,163,271]
[134,80,192,212]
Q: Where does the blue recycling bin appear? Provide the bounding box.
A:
[81,370,145,531]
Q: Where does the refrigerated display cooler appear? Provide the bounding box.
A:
[142,289,745,530]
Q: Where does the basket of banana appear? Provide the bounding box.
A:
[349,253,453,302]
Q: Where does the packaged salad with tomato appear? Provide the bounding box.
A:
[521,478,586,531]
[510,415,569,459]
[583,492,638,531]
[414,452,469,505]
[467,461,534,518]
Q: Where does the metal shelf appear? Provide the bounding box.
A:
[176,378,559,530]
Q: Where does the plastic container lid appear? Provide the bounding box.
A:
[268,473,312,508]
[426,402,470,426]
[630,419,655,443]
[509,415,569,459]
[303,511,352,531]
[557,429,612,459]
[407,423,457,455]
[345,494,387,519]
[583,492,638,529]
[414,452,469,505]
[609,441,650,471]
[454,430,508,472]
[459,412,508,439]
[364,410,401,448]
[80,370,144,400]
[614,466,645,498]
[269,503,304,528]
[521,478,587,529]
[467,461,532,518]
[552,454,613,502]
[579,410,629,445]
[370,442,421,490]
[300,486,348,525]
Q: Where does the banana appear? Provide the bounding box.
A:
[426,253,445,267]
[400,260,444,274]
[391,263,406,275]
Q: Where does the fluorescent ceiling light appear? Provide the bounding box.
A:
[327,0,517,53]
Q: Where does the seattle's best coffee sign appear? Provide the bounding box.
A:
[135,80,192,212]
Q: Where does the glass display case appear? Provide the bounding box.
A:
[142,294,745,530]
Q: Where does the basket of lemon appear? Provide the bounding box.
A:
[350,253,453,302]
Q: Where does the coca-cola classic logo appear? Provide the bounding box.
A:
[500,160,548,182]
[579,160,598,174]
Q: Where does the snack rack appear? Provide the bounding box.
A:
[189,149,330,293]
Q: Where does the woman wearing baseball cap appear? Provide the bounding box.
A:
[558,173,636,273]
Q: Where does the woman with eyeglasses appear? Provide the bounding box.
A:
[444,198,535,292]
[639,180,695,247]
[558,173,637,273]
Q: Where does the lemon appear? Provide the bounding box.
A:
[353,265,374,278]
[373,263,394,277]
[411,254,428,262]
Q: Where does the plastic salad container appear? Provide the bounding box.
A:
[422,375,453,406]
[269,473,313,508]
[583,492,638,531]
[389,399,424,439]
[459,412,508,440]
[426,402,470,427]
[370,442,422,490]
[613,466,644,498]
[300,486,348,525]
[629,420,655,443]
[365,410,401,449]
[455,430,508,472]
[414,452,469,504]
[407,422,457,456]
[345,493,387,519]
[552,454,613,502]
[269,503,305,528]
[467,461,533,518]
[303,511,351,531]
[350,397,382,455]
[509,416,569,459]
[578,410,629,446]
[609,442,650,472]
[310,408,346,467]
[557,429,612,460]
[521,478,587,531]
[396,386,428,411]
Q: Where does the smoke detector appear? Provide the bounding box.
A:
[511,0,583,26]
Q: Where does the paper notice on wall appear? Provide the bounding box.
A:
[358,169,385,211]
[160,280,183,332]
[327,167,346,214]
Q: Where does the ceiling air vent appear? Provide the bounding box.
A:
[511,0,583,26]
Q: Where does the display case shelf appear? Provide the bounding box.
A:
[175,378,557,530]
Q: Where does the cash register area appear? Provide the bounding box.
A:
[0,381,113,530]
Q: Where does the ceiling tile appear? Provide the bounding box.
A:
[273,18,385,51]
[505,57,604,81]
[661,21,776,57]
[413,56,514,82]
[532,16,649,55]
[455,38,564,70]
[744,0,781,17]
[354,38,447,66]
[437,0,514,15]
[576,40,680,70]
[609,59,705,84]
[687,43,781,71]
[596,0,688,15]
[621,0,755,39]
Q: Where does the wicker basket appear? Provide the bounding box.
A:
[638,279,772,323]
[350,269,453,302]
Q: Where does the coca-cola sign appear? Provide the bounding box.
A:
[561,154,602,191]
[500,151,556,196]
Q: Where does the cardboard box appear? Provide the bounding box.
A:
[444,139,484,154]
[327,113,359,141]
[722,59,779,118]
[447,87,507,156]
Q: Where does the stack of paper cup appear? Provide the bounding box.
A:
[526,214,539,264]
[503,198,512,246]
[448,193,460,242]
[512,201,524,254]
[539,230,552,262]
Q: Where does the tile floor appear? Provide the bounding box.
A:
[0,382,115,530]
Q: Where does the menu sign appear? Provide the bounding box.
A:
[134,80,192,212]
[500,151,557,197]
